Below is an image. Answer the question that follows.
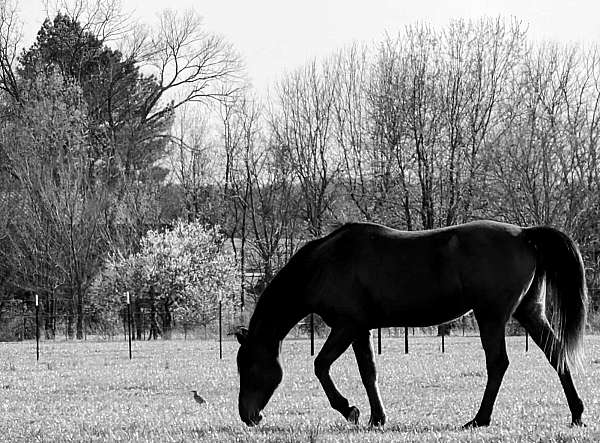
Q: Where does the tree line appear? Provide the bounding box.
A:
[0,4,599,339]
[216,19,600,317]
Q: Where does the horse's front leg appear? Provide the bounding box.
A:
[352,330,386,426]
[314,327,360,424]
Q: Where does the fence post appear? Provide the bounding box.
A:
[377,327,381,355]
[525,331,529,352]
[310,313,314,356]
[441,330,445,353]
[219,301,223,360]
[404,326,408,354]
[22,302,26,341]
[126,292,132,360]
[35,294,39,361]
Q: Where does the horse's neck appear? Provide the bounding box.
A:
[249,281,307,353]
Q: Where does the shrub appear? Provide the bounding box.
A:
[89,221,240,337]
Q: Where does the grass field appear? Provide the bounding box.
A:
[1,335,599,442]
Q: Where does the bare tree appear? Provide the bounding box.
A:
[270,60,339,237]
[399,24,444,229]
[560,45,600,234]
[368,38,417,229]
[0,0,21,100]
[43,0,132,43]
[490,44,575,226]
[332,44,404,224]
[219,93,300,307]
[446,18,525,222]
[137,9,243,127]
[168,103,219,222]
[218,93,251,311]
[370,19,525,230]
[245,116,300,289]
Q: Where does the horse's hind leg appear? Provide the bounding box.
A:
[464,317,509,428]
[352,330,386,426]
[314,327,360,424]
[513,304,584,425]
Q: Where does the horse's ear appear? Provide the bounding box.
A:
[235,327,248,345]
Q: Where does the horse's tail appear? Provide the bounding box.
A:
[523,226,588,372]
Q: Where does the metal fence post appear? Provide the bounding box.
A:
[404,326,408,354]
[22,302,26,341]
[126,292,132,359]
[441,330,445,353]
[219,301,223,360]
[310,313,314,356]
[35,294,39,361]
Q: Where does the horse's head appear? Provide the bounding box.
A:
[235,327,283,426]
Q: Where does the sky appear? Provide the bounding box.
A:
[16,0,600,93]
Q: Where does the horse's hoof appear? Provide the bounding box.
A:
[368,413,386,427]
[571,418,586,427]
[346,406,360,424]
[462,418,489,429]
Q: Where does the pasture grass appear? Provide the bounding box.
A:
[1,334,600,442]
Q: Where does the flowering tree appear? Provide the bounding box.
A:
[90,220,240,338]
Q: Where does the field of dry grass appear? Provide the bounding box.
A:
[1,334,599,442]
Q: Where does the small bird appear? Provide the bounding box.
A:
[191,390,205,405]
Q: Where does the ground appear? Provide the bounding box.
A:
[1,335,599,442]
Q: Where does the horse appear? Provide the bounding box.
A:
[235,220,587,428]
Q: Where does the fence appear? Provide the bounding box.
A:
[2,289,599,361]
[1,307,540,363]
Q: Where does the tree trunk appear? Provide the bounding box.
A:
[148,303,160,340]
[66,289,75,339]
[240,202,247,311]
[162,300,172,339]
[76,285,84,339]
[134,302,143,340]
[66,312,74,339]
[44,294,55,339]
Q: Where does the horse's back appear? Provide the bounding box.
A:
[299,220,537,328]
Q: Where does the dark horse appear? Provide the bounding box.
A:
[235,221,587,428]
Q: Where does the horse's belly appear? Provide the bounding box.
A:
[382,304,470,328]
[375,286,470,328]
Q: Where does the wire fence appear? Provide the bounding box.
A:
[0,308,543,362]
[0,305,510,340]
[2,289,599,361]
